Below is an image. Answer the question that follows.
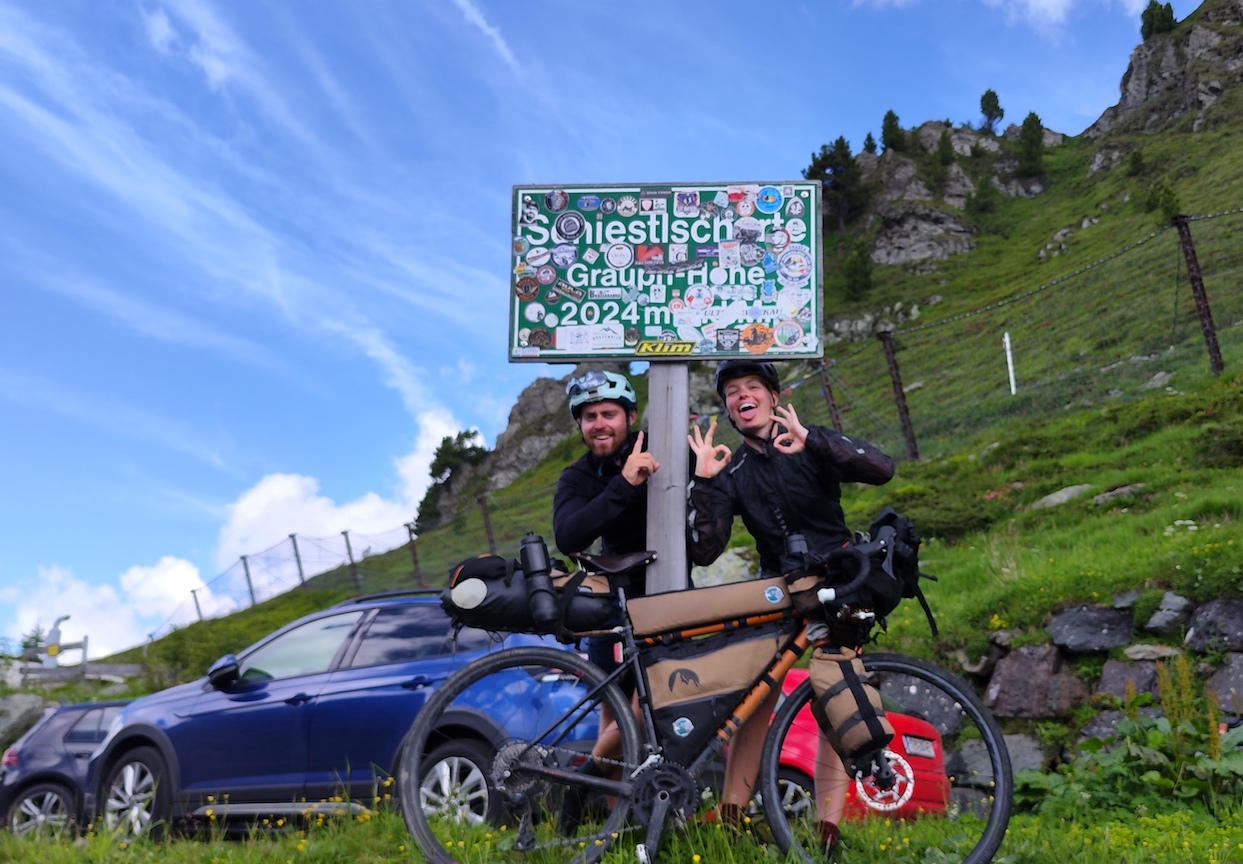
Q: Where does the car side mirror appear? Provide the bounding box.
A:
[207,654,241,689]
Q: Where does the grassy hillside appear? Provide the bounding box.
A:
[86,7,1243,693]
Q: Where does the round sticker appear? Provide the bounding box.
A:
[755,185,784,214]
[523,303,546,323]
[551,243,577,268]
[605,243,634,269]
[536,264,557,284]
[685,285,715,310]
[774,319,804,348]
[741,322,774,353]
[624,327,640,346]
[617,196,639,217]
[555,211,585,242]
[544,190,568,212]
[769,228,791,250]
[512,236,529,255]
[528,328,552,348]
[777,245,812,283]
[601,198,617,214]
[543,313,559,328]
[526,247,550,267]
[518,327,531,342]
[514,276,539,301]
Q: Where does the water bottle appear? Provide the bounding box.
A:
[519,533,558,631]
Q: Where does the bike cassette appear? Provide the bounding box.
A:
[492,739,549,800]
[631,763,699,827]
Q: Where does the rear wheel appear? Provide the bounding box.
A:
[7,781,76,838]
[759,653,1012,864]
[101,746,172,839]
[399,646,640,864]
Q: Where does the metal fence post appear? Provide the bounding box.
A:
[342,530,361,593]
[877,329,920,461]
[1173,214,1225,375]
[405,522,424,587]
[240,555,257,606]
[289,533,305,584]
[477,495,497,556]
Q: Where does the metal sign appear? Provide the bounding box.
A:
[509,181,821,362]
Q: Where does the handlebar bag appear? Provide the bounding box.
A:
[443,554,615,635]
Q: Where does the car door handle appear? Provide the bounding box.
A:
[402,676,433,690]
[285,692,314,705]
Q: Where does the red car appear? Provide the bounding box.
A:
[774,669,950,820]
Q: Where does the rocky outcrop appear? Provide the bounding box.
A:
[870,205,976,266]
[0,693,47,747]
[1086,9,1243,138]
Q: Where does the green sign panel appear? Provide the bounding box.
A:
[509,181,821,362]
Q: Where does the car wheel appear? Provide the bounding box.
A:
[7,781,77,837]
[417,739,502,826]
[101,746,172,838]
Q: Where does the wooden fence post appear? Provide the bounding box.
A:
[818,359,844,433]
[1173,215,1225,376]
[877,330,920,461]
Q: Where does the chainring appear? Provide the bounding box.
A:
[630,763,700,826]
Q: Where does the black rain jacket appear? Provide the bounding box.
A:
[552,431,648,595]
[688,425,894,576]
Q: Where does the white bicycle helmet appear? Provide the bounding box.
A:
[566,370,637,420]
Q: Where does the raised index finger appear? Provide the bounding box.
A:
[634,429,645,452]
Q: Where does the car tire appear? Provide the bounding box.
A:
[6,781,77,837]
[417,738,502,826]
[101,746,172,839]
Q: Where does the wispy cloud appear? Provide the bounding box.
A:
[0,366,235,471]
[448,0,523,77]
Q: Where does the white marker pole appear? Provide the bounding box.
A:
[1003,331,1017,395]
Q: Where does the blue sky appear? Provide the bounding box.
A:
[0,0,1199,658]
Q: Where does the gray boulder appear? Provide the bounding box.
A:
[1185,599,1243,652]
[1046,606,1133,653]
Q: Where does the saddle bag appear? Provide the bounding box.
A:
[807,645,894,765]
[442,554,616,636]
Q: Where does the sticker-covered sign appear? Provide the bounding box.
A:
[510,181,821,361]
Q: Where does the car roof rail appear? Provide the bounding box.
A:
[331,588,443,607]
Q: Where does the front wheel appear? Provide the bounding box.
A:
[101,746,172,839]
[759,653,1012,864]
[399,645,641,864]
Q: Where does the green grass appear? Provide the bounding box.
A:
[3,807,1243,863]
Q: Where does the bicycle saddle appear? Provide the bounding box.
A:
[570,549,657,575]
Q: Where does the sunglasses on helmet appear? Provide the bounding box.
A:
[565,370,610,397]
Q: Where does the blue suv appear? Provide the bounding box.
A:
[84,590,593,835]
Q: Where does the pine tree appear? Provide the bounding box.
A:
[804,136,869,232]
[863,132,877,154]
[1017,112,1044,177]
[881,110,906,152]
[1141,0,1176,40]
[937,128,955,166]
[842,241,873,301]
[980,89,1004,134]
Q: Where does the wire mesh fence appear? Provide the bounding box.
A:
[160,210,1242,638]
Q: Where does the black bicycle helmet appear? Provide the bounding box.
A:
[713,359,781,399]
